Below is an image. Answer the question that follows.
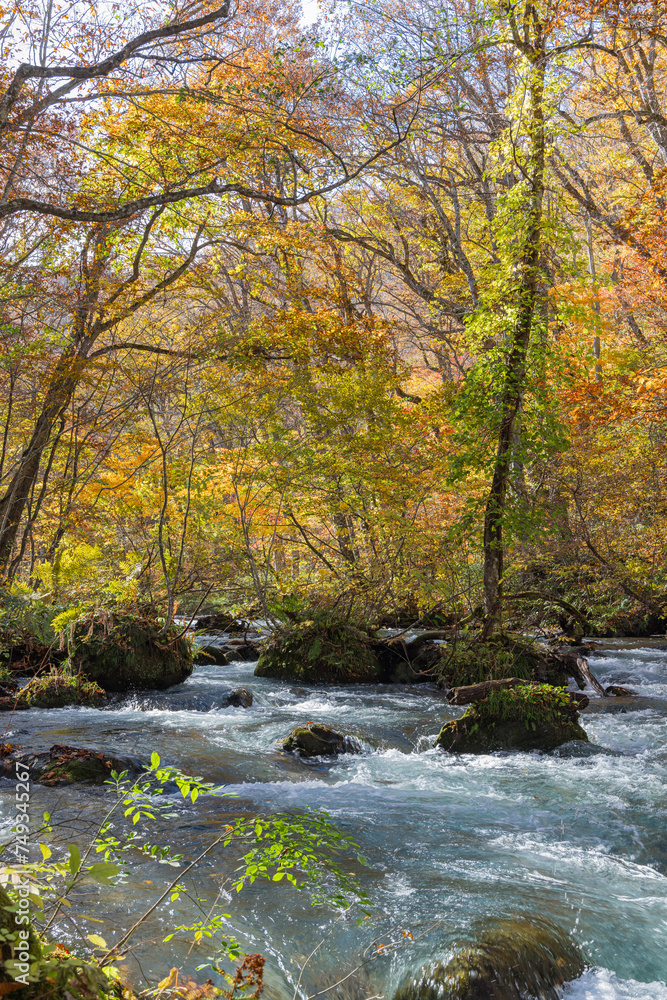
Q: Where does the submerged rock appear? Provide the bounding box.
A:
[0,742,132,785]
[221,687,253,708]
[435,683,588,753]
[256,618,382,683]
[394,917,584,1000]
[0,672,106,711]
[281,723,362,756]
[65,610,193,691]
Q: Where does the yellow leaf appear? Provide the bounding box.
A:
[87,933,108,948]
[157,968,179,990]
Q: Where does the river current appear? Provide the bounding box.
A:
[1,638,666,999]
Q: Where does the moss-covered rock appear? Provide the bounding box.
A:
[394,917,584,1000]
[194,643,231,665]
[0,742,133,785]
[12,672,106,709]
[281,723,362,756]
[435,683,588,753]
[66,610,193,691]
[256,617,382,684]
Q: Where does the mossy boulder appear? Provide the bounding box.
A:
[256,617,382,684]
[282,723,363,756]
[0,742,132,785]
[194,644,231,665]
[394,917,584,1000]
[435,683,588,753]
[18,672,105,709]
[66,610,193,691]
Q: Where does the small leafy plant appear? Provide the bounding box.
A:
[1,752,370,997]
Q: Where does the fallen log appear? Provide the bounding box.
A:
[447,676,528,705]
[447,676,591,709]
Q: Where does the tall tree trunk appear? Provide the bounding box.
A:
[0,348,83,570]
[482,9,546,630]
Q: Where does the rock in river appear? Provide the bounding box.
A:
[66,609,193,691]
[194,643,231,665]
[435,683,588,753]
[0,672,106,711]
[281,723,363,757]
[256,618,382,683]
[394,917,585,1000]
[0,742,133,785]
[221,687,253,708]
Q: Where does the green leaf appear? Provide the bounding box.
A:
[39,843,52,861]
[68,844,81,876]
[86,862,121,885]
[150,752,161,769]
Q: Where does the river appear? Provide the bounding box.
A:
[1,638,666,999]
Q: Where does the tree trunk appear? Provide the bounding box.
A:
[0,349,82,570]
[482,11,546,631]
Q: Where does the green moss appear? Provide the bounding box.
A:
[394,917,584,1000]
[255,615,381,684]
[10,672,106,709]
[30,745,123,785]
[65,610,193,691]
[436,683,588,753]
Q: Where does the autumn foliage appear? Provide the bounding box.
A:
[0,0,665,631]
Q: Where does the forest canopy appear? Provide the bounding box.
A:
[1,0,666,637]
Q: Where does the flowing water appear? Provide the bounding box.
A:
[1,638,667,998]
